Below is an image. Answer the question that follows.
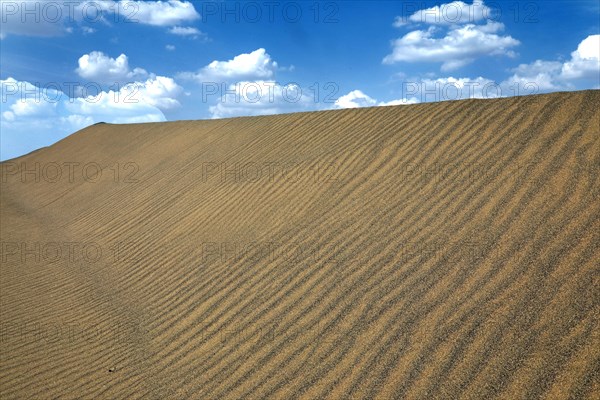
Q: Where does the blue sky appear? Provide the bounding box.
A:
[1,0,599,160]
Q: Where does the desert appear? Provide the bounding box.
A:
[1,90,599,399]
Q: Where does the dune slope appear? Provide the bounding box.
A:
[1,90,599,399]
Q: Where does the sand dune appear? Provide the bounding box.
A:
[1,90,599,399]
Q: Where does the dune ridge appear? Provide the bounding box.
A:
[1,90,599,399]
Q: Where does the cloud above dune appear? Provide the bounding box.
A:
[504,35,600,91]
[1,77,168,125]
[135,76,184,109]
[384,21,519,71]
[0,77,169,159]
[179,49,319,118]
[334,90,377,108]
[377,34,600,105]
[334,90,420,109]
[560,34,600,80]
[385,1,519,71]
[74,51,184,109]
[207,80,317,119]
[76,51,148,82]
[178,49,278,83]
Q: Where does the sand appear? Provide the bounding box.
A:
[1,90,599,399]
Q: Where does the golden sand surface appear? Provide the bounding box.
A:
[1,90,599,399]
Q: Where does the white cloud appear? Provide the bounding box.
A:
[415,76,506,101]
[178,48,278,83]
[168,26,202,37]
[208,81,318,119]
[0,77,170,122]
[73,51,184,109]
[64,90,166,123]
[504,60,564,91]
[2,111,15,122]
[384,21,519,71]
[334,90,420,109]
[1,77,167,160]
[180,49,328,118]
[504,35,600,91]
[378,98,421,106]
[166,44,176,51]
[334,90,377,108]
[391,35,600,104]
[334,76,531,109]
[76,51,148,83]
[386,75,548,104]
[394,0,492,26]
[6,93,57,118]
[74,1,200,26]
[116,0,199,26]
[135,76,183,109]
[73,76,183,111]
[561,34,600,80]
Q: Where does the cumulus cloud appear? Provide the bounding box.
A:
[334,90,420,109]
[378,98,421,106]
[180,49,336,118]
[178,48,278,83]
[116,0,199,26]
[207,81,318,119]
[209,83,421,118]
[394,0,493,26]
[505,35,600,91]
[73,51,184,109]
[382,75,557,104]
[504,61,564,91]
[72,0,200,26]
[76,51,148,83]
[0,77,167,159]
[179,49,328,118]
[135,76,183,109]
[384,21,519,71]
[335,76,537,109]
[388,35,600,105]
[168,26,202,37]
[409,76,507,102]
[561,34,600,80]
[334,90,377,108]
